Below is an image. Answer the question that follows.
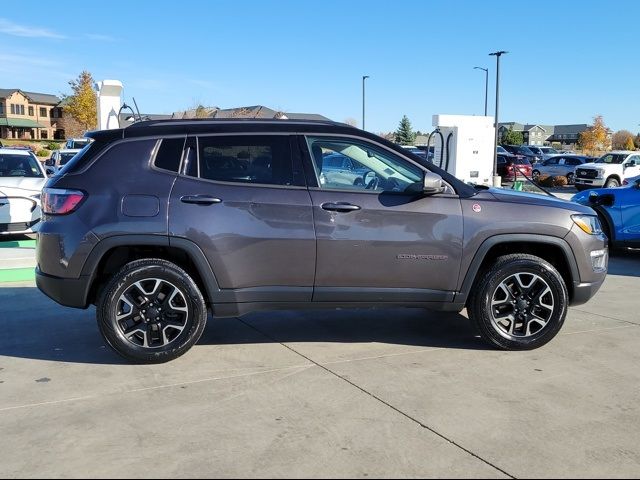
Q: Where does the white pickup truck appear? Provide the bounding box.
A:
[574,151,640,190]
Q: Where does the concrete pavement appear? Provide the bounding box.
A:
[0,251,639,478]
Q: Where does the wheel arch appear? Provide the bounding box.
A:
[81,235,223,307]
[457,234,579,306]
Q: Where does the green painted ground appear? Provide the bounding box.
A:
[0,240,36,249]
[0,268,35,283]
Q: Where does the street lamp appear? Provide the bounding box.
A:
[473,67,489,116]
[489,51,508,186]
[362,75,369,130]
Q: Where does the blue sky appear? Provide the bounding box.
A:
[1,0,638,133]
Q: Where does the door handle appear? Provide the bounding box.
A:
[180,195,222,205]
[321,202,361,212]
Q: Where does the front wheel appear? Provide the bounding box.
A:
[97,258,207,363]
[532,170,540,181]
[566,173,574,184]
[467,254,568,350]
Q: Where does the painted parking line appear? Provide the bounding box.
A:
[0,268,34,283]
[0,240,36,249]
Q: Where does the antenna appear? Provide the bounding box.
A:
[132,97,142,122]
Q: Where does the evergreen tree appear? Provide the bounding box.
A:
[394,115,416,145]
[501,127,524,145]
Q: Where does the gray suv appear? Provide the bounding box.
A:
[36,119,608,363]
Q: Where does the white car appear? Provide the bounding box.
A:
[0,147,48,235]
[574,151,640,190]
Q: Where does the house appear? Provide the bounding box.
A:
[498,122,590,149]
[0,89,66,140]
[118,105,330,127]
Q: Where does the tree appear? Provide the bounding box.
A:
[343,117,358,127]
[394,115,416,145]
[634,133,640,150]
[578,115,611,155]
[501,126,523,145]
[624,135,636,151]
[611,129,634,150]
[62,71,97,133]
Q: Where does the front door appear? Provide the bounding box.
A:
[169,134,315,303]
[302,135,463,303]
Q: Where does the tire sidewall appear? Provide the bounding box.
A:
[474,258,568,350]
[98,260,207,363]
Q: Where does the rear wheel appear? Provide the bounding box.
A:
[468,254,568,350]
[532,170,540,182]
[566,173,574,184]
[97,258,207,363]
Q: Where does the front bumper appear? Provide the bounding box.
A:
[575,178,604,187]
[571,278,606,306]
[35,267,90,309]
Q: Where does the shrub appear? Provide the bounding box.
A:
[36,149,50,157]
[46,141,61,151]
[553,175,568,187]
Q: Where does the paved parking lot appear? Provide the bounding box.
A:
[1,249,639,478]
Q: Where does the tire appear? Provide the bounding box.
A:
[97,258,207,364]
[566,173,574,185]
[467,254,568,350]
[604,177,620,188]
[532,170,540,181]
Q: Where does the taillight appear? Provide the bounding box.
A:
[41,188,86,215]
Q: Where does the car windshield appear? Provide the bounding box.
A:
[497,146,507,153]
[514,158,532,165]
[518,146,533,154]
[595,154,626,164]
[528,147,542,154]
[0,154,44,178]
[541,147,557,154]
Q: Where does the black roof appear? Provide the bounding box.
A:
[86,118,357,141]
[85,118,477,198]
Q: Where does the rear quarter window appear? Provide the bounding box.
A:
[154,137,185,172]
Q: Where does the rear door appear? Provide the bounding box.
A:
[169,134,315,303]
[302,135,463,302]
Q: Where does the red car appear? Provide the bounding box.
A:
[497,153,533,182]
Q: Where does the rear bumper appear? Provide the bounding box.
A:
[35,267,90,309]
[0,219,40,235]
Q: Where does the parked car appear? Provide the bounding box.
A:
[538,146,559,161]
[532,155,594,184]
[572,175,640,249]
[502,145,542,164]
[416,145,435,161]
[0,147,47,235]
[401,145,428,161]
[559,150,576,155]
[574,151,640,190]
[64,138,92,150]
[36,118,607,363]
[319,152,372,187]
[497,153,533,181]
[45,149,82,173]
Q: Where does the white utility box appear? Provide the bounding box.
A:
[95,80,123,130]
[431,114,495,185]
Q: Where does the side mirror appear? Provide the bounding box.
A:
[625,160,636,168]
[635,179,640,189]
[588,192,615,207]
[45,158,54,167]
[45,167,55,177]
[423,171,445,196]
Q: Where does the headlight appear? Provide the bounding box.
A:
[596,169,605,178]
[572,215,603,235]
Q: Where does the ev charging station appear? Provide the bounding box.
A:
[95,80,123,130]
[428,114,496,186]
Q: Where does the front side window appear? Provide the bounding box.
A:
[195,135,294,186]
[307,136,423,193]
[596,154,626,164]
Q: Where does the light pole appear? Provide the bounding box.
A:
[489,51,508,185]
[362,75,369,130]
[473,67,488,116]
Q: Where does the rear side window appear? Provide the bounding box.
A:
[56,141,109,175]
[154,137,185,172]
[195,135,294,186]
